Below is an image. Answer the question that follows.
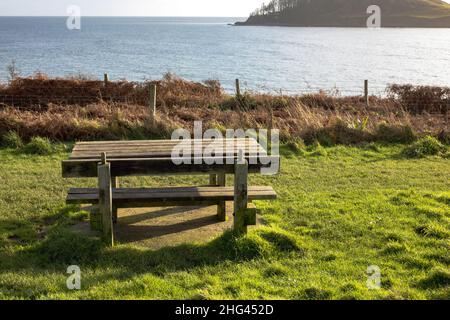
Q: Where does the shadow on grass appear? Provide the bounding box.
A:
[117,215,225,242]
[15,227,303,275]
[119,206,202,225]
[0,203,304,299]
[0,217,39,246]
[4,219,303,274]
[0,231,264,299]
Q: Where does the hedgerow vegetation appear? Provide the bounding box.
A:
[0,74,448,144]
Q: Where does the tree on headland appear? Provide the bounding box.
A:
[241,0,450,27]
[250,0,302,17]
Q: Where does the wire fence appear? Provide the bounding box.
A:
[223,81,389,97]
[0,95,142,107]
[0,78,448,118]
[0,84,405,104]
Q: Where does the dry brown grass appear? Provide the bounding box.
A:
[0,75,448,144]
[387,84,450,115]
[0,73,224,109]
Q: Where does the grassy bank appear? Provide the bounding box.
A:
[0,143,449,300]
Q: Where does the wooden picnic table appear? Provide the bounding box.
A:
[62,138,278,246]
[68,138,266,160]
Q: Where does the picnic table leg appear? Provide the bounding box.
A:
[112,176,118,224]
[234,160,248,235]
[217,172,227,221]
[98,160,114,246]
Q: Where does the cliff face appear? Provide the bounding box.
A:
[236,0,450,27]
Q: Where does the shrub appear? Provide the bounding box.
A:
[375,124,416,144]
[1,131,23,149]
[23,137,54,155]
[387,84,450,114]
[402,136,447,158]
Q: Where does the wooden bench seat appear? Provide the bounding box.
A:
[66,186,277,208]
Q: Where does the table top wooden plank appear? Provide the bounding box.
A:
[70,149,265,158]
[72,142,261,152]
[69,138,267,160]
[72,143,262,152]
[75,138,253,145]
[70,152,263,160]
[64,138,278,178]
[72,139,261,149]
[71,149,264,157]
[73,138,260,149]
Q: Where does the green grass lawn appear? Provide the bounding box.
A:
[0,144,449,300]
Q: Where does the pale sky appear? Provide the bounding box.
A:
[0,0,267,17]
[2,0,450,17]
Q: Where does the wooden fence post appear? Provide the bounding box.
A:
[98,152,114,246]
[234,160,248,235]
[217,172,227,221]
[104,73,109,86]
[364,80,369,107]
[149,84,157,118]
[235,79,241,98]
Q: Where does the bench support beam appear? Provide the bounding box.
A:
[98,161,114,246]
[234,160,248,235]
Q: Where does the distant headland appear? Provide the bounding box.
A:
[235,0,450,28]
